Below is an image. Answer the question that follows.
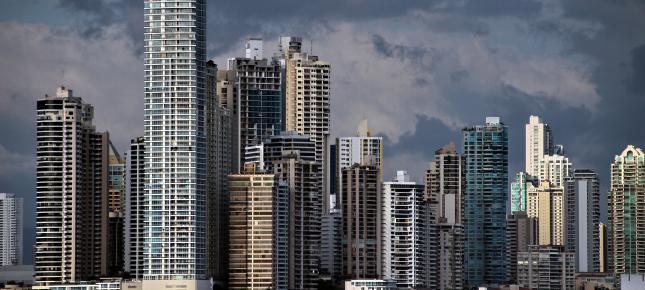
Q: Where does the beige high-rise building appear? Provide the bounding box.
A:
[227,170,287,290]
[525,115,554,177]
[527,181,564,245]
[608,145,645,274]
[283,38,331,213]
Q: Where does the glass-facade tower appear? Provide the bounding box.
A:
[462,117,508,287]
[143,0,207,280]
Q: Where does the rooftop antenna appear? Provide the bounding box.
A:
[60,68,66,87]
[310,39,313,55]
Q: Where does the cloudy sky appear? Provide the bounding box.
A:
[1,0,644,263]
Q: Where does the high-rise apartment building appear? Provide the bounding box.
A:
[342,163,382,279]
[506,211,537,283]
[381,171,425,288]
[226,39,283,170]
[608,145,645,274]
[244,132,322,289]
[426,223,464,290]
[517,245,575,290]
[336,120,383,213]
[227,170,288,290]
[525,115,553,177]
[35,87,110,286]
[564,169,600,273]
[125,137,145,279]
[205,60,234,283]
[462,117,508,287]
[143,0,210,285]
[539,154,571,188]
[321,209,342,280]
[527,181,565,245]
[424,142,462,223]
[244,131,317,171]
[269,152,322,290]
[424,142,464,290]
[0,193,22,266]
[283,38,331,213]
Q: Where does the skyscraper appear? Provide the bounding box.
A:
[527,181,565,245]
[125,137,145,279]
[336,120,383,213]
[205,59,234,283]
[381,171,425,288]
[424,142,464,290]
[226,39,283,170]
[342,163,382,279]
[143,0,209,285]
[462,117,508,287]
[227,169,288,290]
[608,145,645,274]
[565,169,600,273]
[243,131,322,289]
[517,245,575,290]
[525,115,553,177]
[0,193,22,266]
[283,38,331,213]
[424,142,462,223]
[35,87,110,286]
[506,211,537,283]
[267,151,321,290]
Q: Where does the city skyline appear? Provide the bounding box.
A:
[1,0,645,275]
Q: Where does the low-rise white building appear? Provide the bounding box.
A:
[344,279,397,290]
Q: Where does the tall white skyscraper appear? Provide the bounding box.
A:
[0,193,22,266]
[143,0,210,286]
[525,115,553,177]
[539,154,571,187]
[382,171,425,288]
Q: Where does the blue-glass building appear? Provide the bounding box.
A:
[462,117,508,287]
[511,171,529,213]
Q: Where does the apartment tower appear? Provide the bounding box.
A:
[143,0,210,286]
[0,193,22,266]
[564,169,600,273]
[381,171,425,288]
[608,145,645,274]
[462,117,508,287]
[35,87,110,286]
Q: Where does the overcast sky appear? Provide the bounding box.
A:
[1,0,644,263]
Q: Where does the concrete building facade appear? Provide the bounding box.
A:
[608,145,645,274]
[564,169,600,273]
[0,193,22,266]
[462,117,508,287]
[381,171,425,288]
[35,87,111,286]
[342,164,382,279]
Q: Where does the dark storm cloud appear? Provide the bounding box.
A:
[57,0,143,51]
[54,0,543,55]
[630,43,645,94]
